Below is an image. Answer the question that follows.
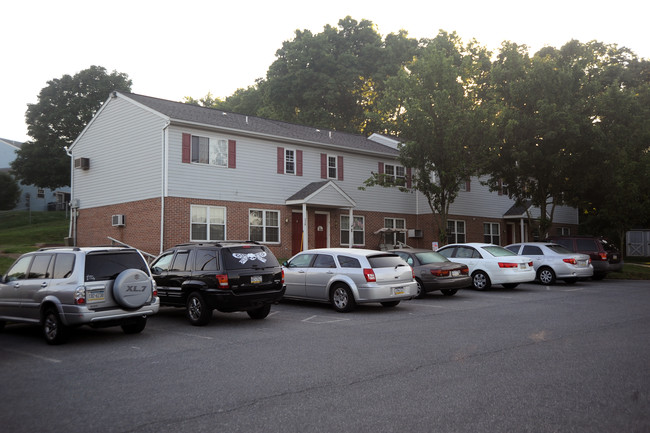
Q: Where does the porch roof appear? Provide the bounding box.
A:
[286,180,356,208]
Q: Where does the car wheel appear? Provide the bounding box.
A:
[247,304,271,320]
[113,269,153,309]
[441,289,458,296]
[330,284,356,313]
[186,292,212,326]
[381,301,400,308]
[472,271,491,290]
[121,316,147,334]
[537,267,556,285]
[502,283,519,289]
[42,307,69,345]
[415,279,426,299]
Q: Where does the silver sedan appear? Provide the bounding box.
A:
[282,248,417,312]
[505,242,593,285]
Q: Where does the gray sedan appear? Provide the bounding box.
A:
[505,242,593,285]
[282,248,417,312]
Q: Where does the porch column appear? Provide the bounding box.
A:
[348,208,354,248]
[302,203,308,252]
[520,217,525,242]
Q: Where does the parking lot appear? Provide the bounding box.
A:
[1,279,649,433]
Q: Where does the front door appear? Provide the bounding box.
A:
[314,213,328,249]
[291,213,303,256]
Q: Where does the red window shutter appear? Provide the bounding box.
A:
[277,147,284,174]
[378,162,384,174]
[320,153,327,179]
[407,167,412,188]
[182,133,191,163]
[296,150,303,176]
[228,140,236,168]
[337,156,344,181]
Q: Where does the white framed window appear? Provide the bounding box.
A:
[484,222,500,245]
[557,227,570,236]
[447,220,466,243]
[191,205,226,241]
[191,135,228,167]
[249,209,280,243]
[285,149,295,174]
[327,156,338,179]
[384,164,406,186]
[384,218,406,245]
[341,215,365,246]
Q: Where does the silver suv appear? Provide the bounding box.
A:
[0,247,159,344]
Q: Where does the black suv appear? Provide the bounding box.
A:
[546,235,623,280]
[150,241,285,325]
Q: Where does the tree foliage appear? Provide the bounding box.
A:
[12,66,132,189]
[364,31,492,242]
[0,172,21,210]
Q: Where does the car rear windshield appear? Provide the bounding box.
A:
[85,251,148,282]
[415,251,448,264]
[482,246,517,257]
[367,254,407,268]
[546,244,573,255]
[223,246,279,269]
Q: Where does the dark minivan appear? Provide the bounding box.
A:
[150,241,285,325]
[546,236,623,280]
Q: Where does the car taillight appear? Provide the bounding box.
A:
[281,268,285,285]
[563,258,577,265]
[498,262,518,268]
[152,280,158,297]
[529,261,533,267]
[74,286,86,305]
[216,274,229,289]
[431,269,450,277]
[460,266,469,275]
[363,268,376,282]
[599,252,608,261]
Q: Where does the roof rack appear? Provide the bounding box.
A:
[173,240,261,248]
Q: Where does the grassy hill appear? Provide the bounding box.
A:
[0,211,69,273]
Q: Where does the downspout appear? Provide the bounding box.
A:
[160,121,171,254]
[64,146,75,246]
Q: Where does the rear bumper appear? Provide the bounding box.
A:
[356,281,417,304]
[61,297,160,326]
[422,276,471,292]
[205,286,286,312]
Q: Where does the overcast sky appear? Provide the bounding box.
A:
[3,0,647,143]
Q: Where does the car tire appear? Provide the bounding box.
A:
[121,316,147,334]
[415,279,426,299]
[113,269,153,309]
[330,284,356,313]
[42,307,69,345]
[441,289,458,296]
[186,291,212,326]
[381,301,400,308]
[472,271,491,290]
[537,267,556,285]
[247,304,271,320]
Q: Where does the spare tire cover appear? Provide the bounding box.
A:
[113,269,152,309]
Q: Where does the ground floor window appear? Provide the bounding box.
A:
[484,222,500,245]
[191,205,226,241]
[250,209,280,243]
[341,215,364,246]
[384,217,406,245]
[557,227,570,236]
[447,220,466,243]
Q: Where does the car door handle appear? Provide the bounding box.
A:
[13,282,20,289]
[41,281,49,288]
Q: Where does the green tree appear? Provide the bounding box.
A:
[364,31,492,243]
[11,65,132,189]
[0,172,21,210]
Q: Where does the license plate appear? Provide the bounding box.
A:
[393,287,405,295]
[578,261,587,267]
[251,275,262,284]
[88,290,104,302]
[452,270,460,277]
[520,263,527,269]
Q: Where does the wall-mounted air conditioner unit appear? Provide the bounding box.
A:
[408,229,423,238]
[111,214,125,227]
[74,157,90,170]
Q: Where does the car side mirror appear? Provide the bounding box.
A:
[282,261,289,267]
[151,267,162,275]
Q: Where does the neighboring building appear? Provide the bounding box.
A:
[0,137,70,211]
[68,92,579,258]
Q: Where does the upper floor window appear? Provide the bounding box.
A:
[321,154,343,180]
[384,164,406,186]
[191,135,228,166]
[285,149,295,174]
[328,156,337,179]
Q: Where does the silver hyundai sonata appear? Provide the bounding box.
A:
[505,242,593,285]
[282,248,417,312]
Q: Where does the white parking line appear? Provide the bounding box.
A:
[148,328,214,339]
[3,349,62,363]
[302,315,351,324]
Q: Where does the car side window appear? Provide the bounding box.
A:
[576,239,597,251]
[5,256,32,282]
[522,246,543,255]
[52,254,75,279]
[337,255,361,268]
[195,249,218,271]
[505,245,520,254]
[457,247,476,259]
[554,239,573,250]
[438,248,454,258]
[170,251,190,271]
[152,252,174,272]
[394,252,414,266]
[313,254,336,268]
[28,254,54,279]
[288,254,315,268]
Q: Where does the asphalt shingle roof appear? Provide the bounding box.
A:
[122,92,399,156]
